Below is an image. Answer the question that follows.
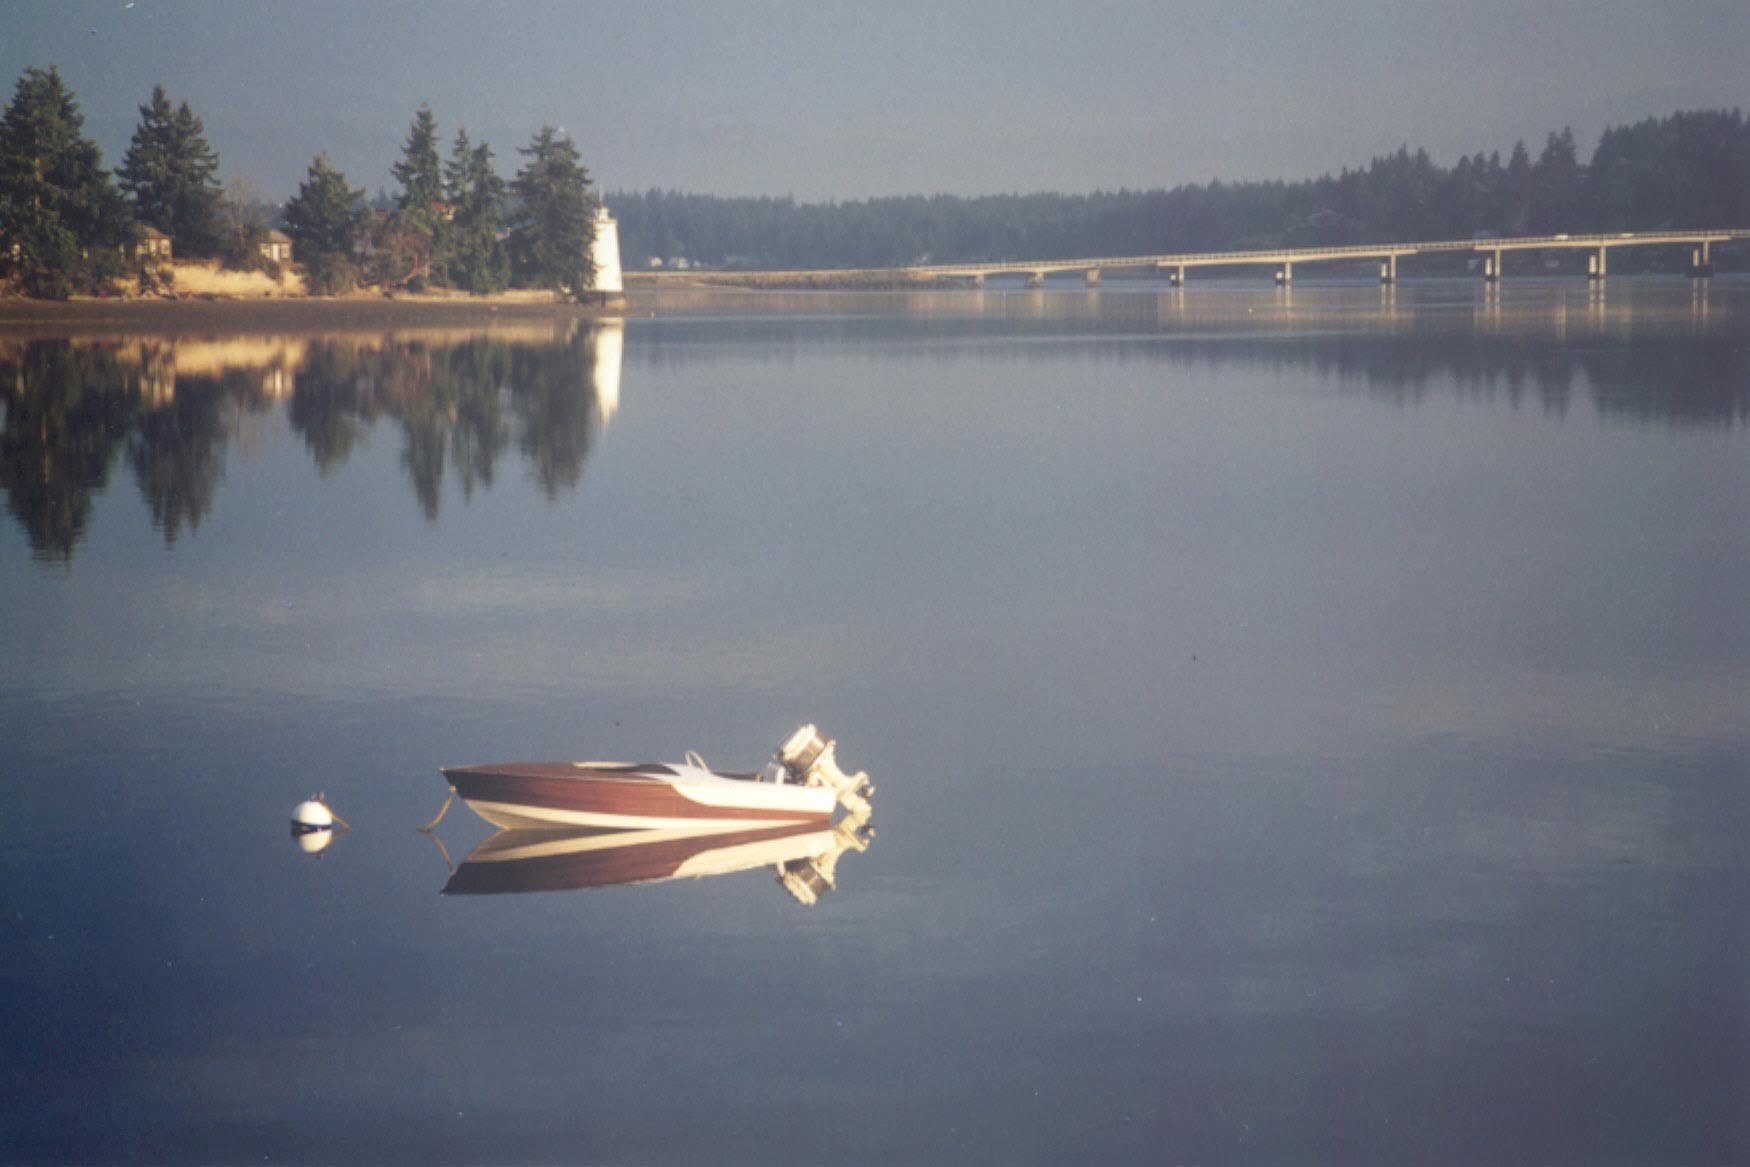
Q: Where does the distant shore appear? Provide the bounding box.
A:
[0,292,624,337]
[627,270,959,291]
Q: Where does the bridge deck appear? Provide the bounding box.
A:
[919,230,1750,277]
[636,230,1748,284]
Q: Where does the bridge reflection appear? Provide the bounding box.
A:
[629,282,1746,429]
[3,286,1744,563]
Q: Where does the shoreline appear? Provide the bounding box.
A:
[627,270,960,291]
[0,294,625,338]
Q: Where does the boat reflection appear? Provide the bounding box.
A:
[443,816,874,905]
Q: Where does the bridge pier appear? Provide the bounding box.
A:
[1483,251,1502,282]
[1025,272,1045,289]
[1380,255,1397,284]
[1275,262,1292,285]
[1588,248,1607,280]
[1085,268,1101,287]
[968,273,984,289]
[1162,264,1184,287]
[1689,243,1715,278]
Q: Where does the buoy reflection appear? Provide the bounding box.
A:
[290,795,350,855]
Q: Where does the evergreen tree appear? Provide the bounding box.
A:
[284,153,363,257]
[283,153,364,291]
[443,127,509,293]
[378,105,447,287]
[392,103,442,212]
[507,125,596,296]
[0,66,132,298]
[1591,109,1750,229]
[443,127,475,210]
[1529,128,1582,234]
[118,84,223,256]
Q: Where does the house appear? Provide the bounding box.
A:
[259,229,293,264]
[135,226,172,260]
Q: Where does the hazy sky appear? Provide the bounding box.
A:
[3,0,1745,201]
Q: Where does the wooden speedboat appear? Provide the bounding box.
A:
[440,757,836,831]
[440,725,871,835]
[432,729,875,902]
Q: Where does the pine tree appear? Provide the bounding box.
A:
[283,153,364,291]
[392,103,442,212]
[443,127,508,293]
[0,66,132,297]
[1529,128,1581,234]
[442,126,475,211]
[118,84,223,256]
[507,125,596,296]
[377,105,448,287]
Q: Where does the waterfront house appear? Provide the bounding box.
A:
[135,226,173,260]
[260,229,293,264]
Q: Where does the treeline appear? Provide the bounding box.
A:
[284,105,597,296]
[0,66,600,299]
[607,110,1750,269]
[5,59,1744,290]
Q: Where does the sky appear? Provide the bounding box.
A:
[2,0,1746,203]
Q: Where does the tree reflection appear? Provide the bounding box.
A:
[1217,332,1750,426]
[2,324,618,560]
[395,338,513,519]
[288,341,379,476]
[510,337,595,498]
[4,305,1746,562]
[0,340,140,560]
[126,369,233,545]
[448,345,511,502]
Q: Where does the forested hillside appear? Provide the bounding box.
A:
[608,110,1750,269]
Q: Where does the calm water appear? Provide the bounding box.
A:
[2,279,1746,1166]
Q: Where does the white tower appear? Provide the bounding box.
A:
[589,204,625,305]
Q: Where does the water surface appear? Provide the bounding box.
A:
[2,279,1745,1165]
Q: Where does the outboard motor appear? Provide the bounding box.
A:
[777,816,876,906]
[776,724,873,820]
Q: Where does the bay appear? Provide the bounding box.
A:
[2,278,1745,1165]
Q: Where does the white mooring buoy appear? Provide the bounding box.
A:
[291,796,348,854]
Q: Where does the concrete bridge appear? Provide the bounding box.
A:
[918,229,1749,287]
